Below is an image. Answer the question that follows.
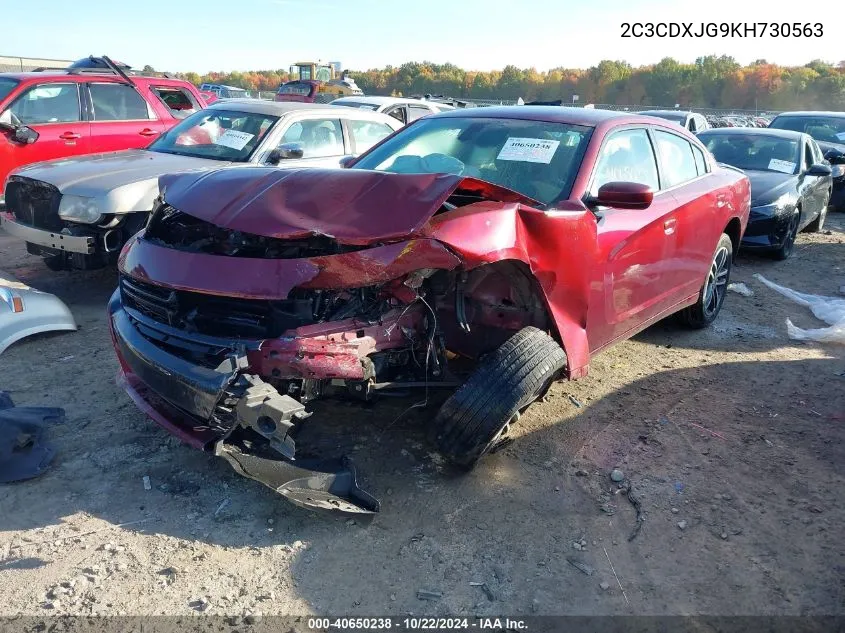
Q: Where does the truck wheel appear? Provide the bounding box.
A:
[431,326,567,468]
[679,233,732,329]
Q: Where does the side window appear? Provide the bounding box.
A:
[384,106,406,125]
[688,117,697,133]
[691,144,708,176]
[653,130,698,188]
[348,119,394,153]
[89,83,152,121]
[152,87,199,119]
[280,118,343,157]
[7,83,81,125]
[590,128,659,196]
[408,105,432,122]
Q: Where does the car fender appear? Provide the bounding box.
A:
[429,201,597,378]
[0,273,77,354]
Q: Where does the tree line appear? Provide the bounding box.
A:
[167,56,845,110]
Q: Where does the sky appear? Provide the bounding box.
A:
[1,0,839,73]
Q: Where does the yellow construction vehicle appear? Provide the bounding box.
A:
[275,61,363,103]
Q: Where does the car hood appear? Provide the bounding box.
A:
[159,167,541,246]
[13,150,226,197]
[744,170,797,207]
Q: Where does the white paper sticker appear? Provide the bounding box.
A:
[214,129,255,151]
[836,132,845,141]
[497,137,560,164]
[768,158,796,174]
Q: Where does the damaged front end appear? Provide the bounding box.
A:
[109,168,580,515]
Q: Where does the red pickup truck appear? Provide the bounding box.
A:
[0,56,204,203]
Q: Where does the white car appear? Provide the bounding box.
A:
[637,110,710,133]
[0,100,402,270]
[331,96,453,126]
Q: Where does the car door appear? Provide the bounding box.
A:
[586,126,683,349]
[273,116,347,168]
[0,82,91,182]
[798,139,824,224]
[85,81,165,152]
[651,128,722,300]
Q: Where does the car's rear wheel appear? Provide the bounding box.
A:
[431,326,567,468]
[679,233,733,329]
[772,210,800,260]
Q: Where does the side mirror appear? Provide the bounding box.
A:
[806,163,832,177]
[339,155,356,169]
[823,149,845,165]
[590,182,654,210]
[268,142,304,164]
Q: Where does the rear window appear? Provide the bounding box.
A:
[0,77,19,104]
[152,87,199,119]
[769,115,845,144]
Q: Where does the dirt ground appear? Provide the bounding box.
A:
[0,216,843,620]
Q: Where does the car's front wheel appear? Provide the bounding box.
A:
[679,233,733,329]
[431,327,567,468]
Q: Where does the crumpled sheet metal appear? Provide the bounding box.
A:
[0,270,77,354]
[754,274,845,344]
[0,391,65,483]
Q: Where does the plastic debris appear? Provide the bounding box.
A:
[754,274,845,344]
[566,559,594,576]
[568,395,583,408]
[0,391,65,483]
[416,589,442,601]
[727,282,753,297]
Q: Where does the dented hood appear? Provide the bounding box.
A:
[159,167,539,245]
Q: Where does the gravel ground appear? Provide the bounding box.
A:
[0,217,843,619]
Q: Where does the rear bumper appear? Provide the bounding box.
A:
[108,291,380,515]
[0,212,94,254]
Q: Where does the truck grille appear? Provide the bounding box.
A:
[5,176,63,231]
[120,275,315,340]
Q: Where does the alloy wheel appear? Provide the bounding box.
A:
[702,245,730,319]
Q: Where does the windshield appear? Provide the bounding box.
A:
[769,115,845,145]
[334,101,380,111]
[0,78,19,104]
[700,133,800,174]
[352,117,592,206]
[149,109,278,162]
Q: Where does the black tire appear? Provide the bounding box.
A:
[771,210,800,260]
[679,233,733,329]
[431,326,567,468]
[804,199,828,233]
[43,255,67,271]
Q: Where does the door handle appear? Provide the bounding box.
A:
[59,132,81,141]
[139,128,159,137]
[663,218,677,235]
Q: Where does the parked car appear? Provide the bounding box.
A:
[331,96,452,126]
[768,111,845,211]
[108,107,750,514]
[0,100,402,270]
[0,57,205,203]
[637,110,710,133]
[698,128,831,259]
[199,83,249,100]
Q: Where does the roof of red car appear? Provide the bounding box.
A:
[433,105,645,127]
[2,71,191,86]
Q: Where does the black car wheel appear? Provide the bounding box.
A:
[772,210,800,260]
[679,233,733,329]
[431,326,567,468]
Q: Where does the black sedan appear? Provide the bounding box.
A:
[698,128,832,260]
[768,111,845,211]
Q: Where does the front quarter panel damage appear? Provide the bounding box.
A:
[429,200,597,377]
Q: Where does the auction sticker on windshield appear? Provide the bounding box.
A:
[768,158,796,174]
[497,137,560,163]
[214,129,255,151]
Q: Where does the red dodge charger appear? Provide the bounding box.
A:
[109,106,750,514]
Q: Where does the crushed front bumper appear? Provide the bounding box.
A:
[0,212,94,254]
[108,292,380,515]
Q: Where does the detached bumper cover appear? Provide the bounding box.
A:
[0,271,77,354]
[0,212,94,255]
[109,294,379,515]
